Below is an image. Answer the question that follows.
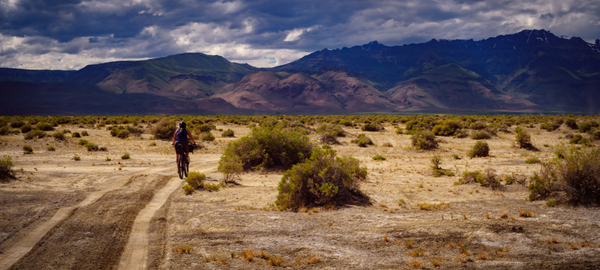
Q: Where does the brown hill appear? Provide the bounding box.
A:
[213,69,399,113]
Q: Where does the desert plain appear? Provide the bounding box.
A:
[1,121,599,270]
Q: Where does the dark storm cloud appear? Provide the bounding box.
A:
[1,0,599,69]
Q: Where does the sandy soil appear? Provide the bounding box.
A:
[1,123,599,269]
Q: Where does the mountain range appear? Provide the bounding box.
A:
[1,29,599,115]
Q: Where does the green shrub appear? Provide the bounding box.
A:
[569,134,591,145]
[546,200,557,207]
[35,123,54,131]
[220,126,313,171]
[204,183,221,192]
[469,122,486,130]
[20,124,33,133]
[578,121,598,133]
[316,123,345,139]
[372,154,386,161]
[320,132,340,144]
[185,172,206,190]
[527,167,554,201]
[457,169,501,190]
[10,120,25,128]
[23,145,33,154]
[276,146,368,210]
[432,120,461,136]
[351,134,374,147]
[361,123,382,132]
[565,119,578,130]
[0,126,10,135]
[24,129,46,140]
[468,141,489,158]
[85,143,99,152]
[73,155,81,161]
[151,119,176,140]
[197,124,212,133]
[117,130,130,139]
[541,122,560,132]
[470,130,491,140]
[515,127,533,148]
[201,132,215,141]
[395,127,403,134]
[100,146,108,151]
[48,146,55,151]
[72,132,81,138]
[218,155,243,183]
[593,131,600,141]
[121,153,130,159]
[182,184,194,195]
[450,129,466,138]
[78,139,88,146]
[222,129,235,137]
[339,120,354,127]
[525,157,541,164]
[411,130,437,150]
[0,155,15,181]
[52,131,66,141]
[528,145,600,205]
[81,131,89,136]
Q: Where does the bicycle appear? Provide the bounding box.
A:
[177,153,189,179]
[175,142,194,179]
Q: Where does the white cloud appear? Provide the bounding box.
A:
[283,26,319,42]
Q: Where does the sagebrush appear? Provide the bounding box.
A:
[276,146,368,210]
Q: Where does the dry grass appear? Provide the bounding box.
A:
[259,250,270,259]
[445,242,454,248]
[383,235,389,242]
[547,238,558,244]
[499,211,508,219]
[171,246,192,253]
[267,256,283,266]
[477,252,487,260]
[408,260,424,268]
[429,256,442,267]
[408,248,425,257]
[417,202,450,211]
[242,249,255,262]
[405,239,414,249]
[307,254,320,264]
[519,210,533,217]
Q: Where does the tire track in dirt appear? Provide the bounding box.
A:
[118,161,218,270]
[0,167,167,270]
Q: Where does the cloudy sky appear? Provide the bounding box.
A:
[1,0,599,70]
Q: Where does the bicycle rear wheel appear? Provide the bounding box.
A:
[184,158,189,177]
[177,156,184,179]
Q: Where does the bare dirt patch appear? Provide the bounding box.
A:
[9,174,169,270]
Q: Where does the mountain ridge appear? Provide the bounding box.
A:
[1,29,599,115]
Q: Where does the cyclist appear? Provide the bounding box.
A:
[171,122,197,165]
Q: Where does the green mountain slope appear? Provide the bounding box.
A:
[66,53,253,99]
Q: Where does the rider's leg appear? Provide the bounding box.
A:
[185,151,190,164]
[176,153,179,164]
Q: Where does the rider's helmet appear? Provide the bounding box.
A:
[179,122,186,129]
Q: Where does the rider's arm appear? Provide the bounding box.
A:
[188,131,197,144]
[172,130,177,145]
